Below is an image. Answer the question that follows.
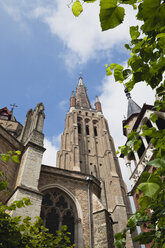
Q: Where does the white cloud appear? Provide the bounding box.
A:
[1,0,140,66]
[52,133,62,148]
[58,100,68,110]
[42,137,58,166]
[42,133,62,166]
[40,1,140,66]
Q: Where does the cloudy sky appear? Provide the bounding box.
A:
[0,0,155,188]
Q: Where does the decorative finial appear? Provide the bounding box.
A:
[95,96,100,103]
[78,74,84,86]
[71,91,75,97]
[10,103,18,113]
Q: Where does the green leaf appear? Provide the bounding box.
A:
[1,154,10,162]
[133,231,155,244]
[127,214,137,228]
[124,125,130,128]
[0,180,8,191]
[133,139,141,151]
[147,156,165,169]
[84,0,96,2]
[140,171,150,183]
[138,182,160,198]
[130,26,140,40]
[110,63,117,69]
[150,113,158,123]
[156,33,165,39]
[138,195,151,209]
[119,0,137,4]
[11,155,20,164]
[125,43,131,50]
[15,150,21,155]
[100,0,125,31]
[100,0,117,9]
[123,69,132,79]
[106,66,112,76]
[114,64,124,82]
[72,0,83,17]
[7,151,13,154]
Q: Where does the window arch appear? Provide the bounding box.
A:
[41,188,77,245]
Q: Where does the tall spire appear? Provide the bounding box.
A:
[76,76,91,108]
[124,87,141,119]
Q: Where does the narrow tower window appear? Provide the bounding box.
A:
[86,125,90,135]
[94,126,98,136]
[78,123,81,134]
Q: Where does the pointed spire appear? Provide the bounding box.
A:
[95,96,102,112]
[78,75,85,87]
[124,87,141,119]
[76,76,91,108]
[71,90,75,97]
[70,91,76,108]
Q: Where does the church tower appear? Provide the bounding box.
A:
[56,76,133,246]
[0,77,135,248]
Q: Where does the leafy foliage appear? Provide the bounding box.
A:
[72,0,83,17]
[99,0,125,30]
[0,153,74,248]
[71,0,165,247]
[0,150,21,164]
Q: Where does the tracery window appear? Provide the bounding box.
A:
[41,189,76,245]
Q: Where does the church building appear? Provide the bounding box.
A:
[0,77,134,248]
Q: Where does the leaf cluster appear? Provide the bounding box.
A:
[0,153,74,248]
[115,163,165,247]
[0,150,21,164]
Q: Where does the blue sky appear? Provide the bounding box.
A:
[0,0,155,186]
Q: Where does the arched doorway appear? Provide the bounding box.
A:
[40,188,77,245]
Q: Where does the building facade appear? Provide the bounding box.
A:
[0,77,135,248]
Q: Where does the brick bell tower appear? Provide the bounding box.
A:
[56,76,133,246]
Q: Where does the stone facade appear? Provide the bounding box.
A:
[0,77,135,247]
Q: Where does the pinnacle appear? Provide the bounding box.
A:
[78,76,85,86]
[95,96,100,103]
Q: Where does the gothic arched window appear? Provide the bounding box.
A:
[41,189,77,245]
